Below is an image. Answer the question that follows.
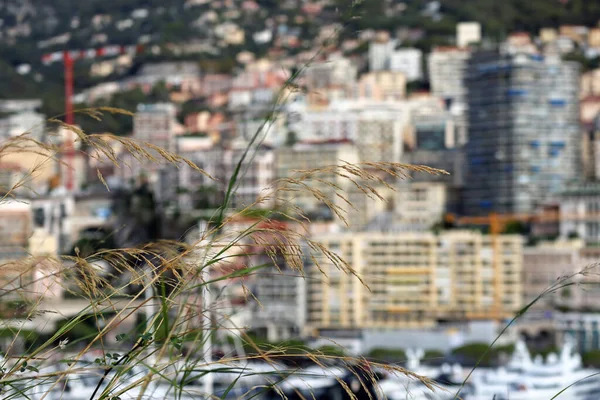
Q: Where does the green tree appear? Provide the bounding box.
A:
[317,345,346,357]
[583,349,600,367]
[451,343,495,367]
[503,220,528,235]
[150,80,171,103]
[367,348,406,363]
[423,350,445,363]
[194,185,220,210]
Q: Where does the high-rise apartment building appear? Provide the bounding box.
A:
[465,52,580,215]
[428,47,471,105]
[307,231,523,333]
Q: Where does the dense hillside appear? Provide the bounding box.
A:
[0,0,598,107]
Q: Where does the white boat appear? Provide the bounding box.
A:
[467,335,600,400]
[376,349,464,400]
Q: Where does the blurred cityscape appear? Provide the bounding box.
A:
[3,1,600,397]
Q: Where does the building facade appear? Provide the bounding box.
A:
[307,231,523,333]
[522,240,583,310]
[465,52,580,215]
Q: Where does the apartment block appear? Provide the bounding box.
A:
[523,240,583,309]
[465,52,580,215]
[223,146,275,209]
[307,231,523,333]
[0,200,31,249]
[523,241,600,319]
[363,182,449,233]
[0,201,34,301]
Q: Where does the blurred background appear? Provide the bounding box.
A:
[2,0,600,399]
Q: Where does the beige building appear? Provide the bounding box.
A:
[523,240,600,311]
[307,231,523,333]
[275,141,408,229]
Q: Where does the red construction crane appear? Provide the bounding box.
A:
[41,44,144,191]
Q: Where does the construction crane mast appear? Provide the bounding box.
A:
[41,45,144,191]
